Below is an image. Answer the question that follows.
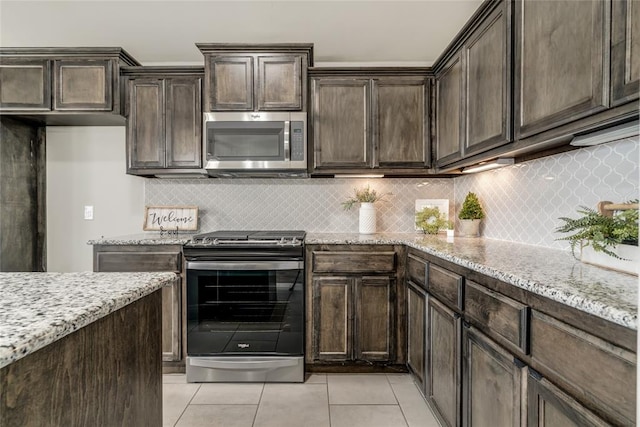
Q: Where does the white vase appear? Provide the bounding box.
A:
[580,244,639,275]
[359,202,377,234]
[458,219,481,237]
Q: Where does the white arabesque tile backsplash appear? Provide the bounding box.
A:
[145,136,638,250]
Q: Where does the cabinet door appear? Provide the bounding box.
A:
[354,276,394,362]
[462,325,522,427]
[372,77,429,168]
[527,371,610,427]
[427,296,461,427]
[463,0,512,157]
[313,276,352,361]
[257,55,302,110]
[162,277,181,362]
[436,52,463,167]
[611,0,640,106]
[311,78,370,169]
[514,0,609,139]
[207,56,253,111]
[0,58,51,111]
[166,77,202,168]
[407,281,427,394]
[128,78,166,169]
[54,59,113,111]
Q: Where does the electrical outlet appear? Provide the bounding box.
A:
[84,205,94,220]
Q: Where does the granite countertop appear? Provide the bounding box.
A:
[306,233,639,330]
[0,271,177,369]
[88,232,194,245]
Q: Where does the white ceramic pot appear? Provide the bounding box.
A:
[580,244,639,275]
[359,202,377,234]
[458,219,481,237]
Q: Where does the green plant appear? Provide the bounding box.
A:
[555,201,639,260]
[458,192,485,220]
[342,185,390,210]
[416,207,449,234]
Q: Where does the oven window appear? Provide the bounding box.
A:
[187,268,303,356]
[207,121,285,160]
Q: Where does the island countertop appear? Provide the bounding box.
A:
[306,233,639,331]
[0,271,177,369]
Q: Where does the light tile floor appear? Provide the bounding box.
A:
[163,373,441,427]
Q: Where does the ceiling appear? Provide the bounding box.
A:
[0,1,483,66]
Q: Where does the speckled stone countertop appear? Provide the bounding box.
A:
[307,233,639,330]
[88,232,193,245]
[0,271,176,369]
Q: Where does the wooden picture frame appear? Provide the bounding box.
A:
[143,206,199,231]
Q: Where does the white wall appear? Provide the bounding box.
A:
[46,127,145,272]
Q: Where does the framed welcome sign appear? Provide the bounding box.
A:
[143,206,199,231]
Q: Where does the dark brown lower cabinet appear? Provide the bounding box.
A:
[462,324,523,427]
[527,370,609,427]
[406,281,427,393]
[427,296,461,427]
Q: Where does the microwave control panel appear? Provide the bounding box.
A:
[290,121,305,161]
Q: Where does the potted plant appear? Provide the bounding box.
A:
[556,201,639,274]
[415,206,449,234]
[342,185,390,234]
[458,192,485,237]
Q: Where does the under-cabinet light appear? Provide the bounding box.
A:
[334,174,385,178]
[570,120,639,146]
[461,158,514,174]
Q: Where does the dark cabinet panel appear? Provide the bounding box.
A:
[54,59,112,111]
[462,325,522,427]
[128,79,165,168]
[313,276,351,361]
[428,263,464,311]
[514,0,609,139]
[312,250,396,274]
[372,77,429,168]
[0,59,51,110]
[407,281,427,394]
[257,55,302,110]
[463,0,512,157]
[311,78,370,169]
[435,53,463,166]
[427,296,461,427]
[207,56,254,111]
[166,78,202,168]
[527,371,610,427]
[355,276,394,361]
[611,0,640,105]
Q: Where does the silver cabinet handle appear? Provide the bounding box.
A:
[186,260,303,271]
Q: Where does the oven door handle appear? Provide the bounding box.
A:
[186,260,304,271]
[188,357,300,371]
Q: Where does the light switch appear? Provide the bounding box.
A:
[84,205,94,220]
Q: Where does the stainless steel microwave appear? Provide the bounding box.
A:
[203,112,307,177]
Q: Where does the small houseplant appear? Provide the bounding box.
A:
[458,192,485,237]
[342,185,390,234]
[415,206,449,234]
[556,201,638,274]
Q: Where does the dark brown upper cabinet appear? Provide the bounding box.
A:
[435,0,511,168]
[310,69,430,175]
[123,67,203,175]
[611,0,640,106]
[513,0,609,140]
[0,48,138,124]
[197,44,313,112]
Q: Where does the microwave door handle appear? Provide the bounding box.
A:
[283,120,290,161]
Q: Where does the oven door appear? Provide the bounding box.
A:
[186,260,304,357]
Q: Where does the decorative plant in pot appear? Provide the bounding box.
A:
[458,192,485,237]
[415,206,449,235]
[555,200,639,275]
[342,185,389,234]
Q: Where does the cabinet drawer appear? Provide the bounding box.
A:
[95,251,181,272]
[312,251,396,273]
[530,310,636,426]
[407,253,427,288]
[428,264,463,310]
[465,281,528,354]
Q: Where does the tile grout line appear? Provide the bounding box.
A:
[326,374,332,427]
[386,374,411,427]
[171,382,202,427]
[251,382,266,427]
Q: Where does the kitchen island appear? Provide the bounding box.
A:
[0,271,176,426]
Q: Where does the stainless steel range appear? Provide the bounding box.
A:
[184,230,305,383]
